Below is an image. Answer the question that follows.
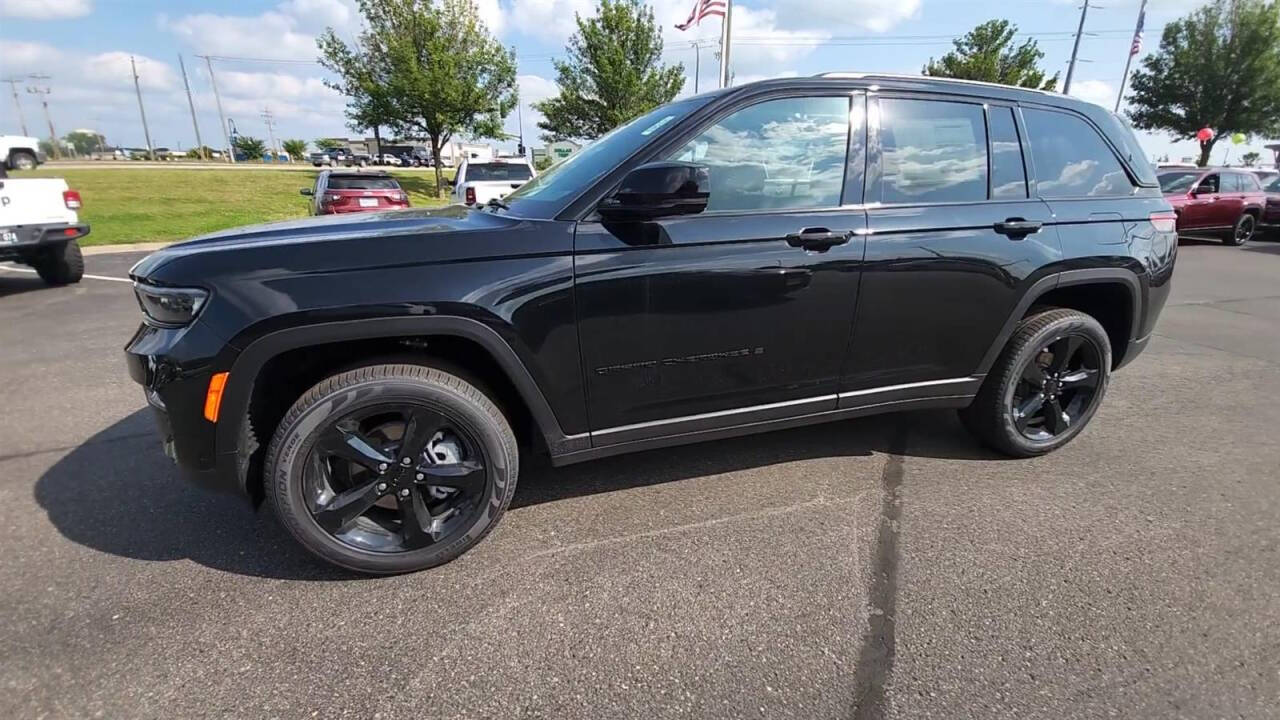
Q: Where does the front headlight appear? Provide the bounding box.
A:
[134,283,209,327]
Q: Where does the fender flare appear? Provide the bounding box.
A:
[214,315,585,470]
[974,268,1144,377]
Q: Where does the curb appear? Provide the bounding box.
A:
[82,242,174,256]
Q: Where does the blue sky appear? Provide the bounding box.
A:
[0,0,1273,163]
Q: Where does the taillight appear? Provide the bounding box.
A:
[63,190,82,209]
[322,192,341,205]
[465,186,476,205]
[398,192,409,203]
[1150,211,1177,233]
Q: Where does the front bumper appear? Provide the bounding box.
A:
[124,320,243,495]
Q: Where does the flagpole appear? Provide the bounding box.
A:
[719,0,733,88]
[1114,0,1148,112]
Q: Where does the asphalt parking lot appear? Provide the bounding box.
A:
[2,240,1278,719]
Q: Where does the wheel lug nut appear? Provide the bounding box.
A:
[401,457,412,465]
[416,473,424,481]
[377,483,387,492]
[399,489,410,497]
[377,463,387,472]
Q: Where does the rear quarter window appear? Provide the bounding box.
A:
[461,164,533,182]
[1023,108,1135,198]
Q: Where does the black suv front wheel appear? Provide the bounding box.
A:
[960,308,1111,457]
[264,363,519,574]
[1225,213,1255,246]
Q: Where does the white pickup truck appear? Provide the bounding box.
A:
[0,172,89,284]
[1,135,45,171]
[451,158,536,207]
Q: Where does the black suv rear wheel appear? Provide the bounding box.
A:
[1225,213,1255,246]
[960,308,1111,457]
[264,363,519,574]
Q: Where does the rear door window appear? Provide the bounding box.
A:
[461,163,534,182]
[1222,173,1241,193]
[989,107,1028,199]
[878,98,988,204]
[326,176,401,190]
[1023,108,1134,198]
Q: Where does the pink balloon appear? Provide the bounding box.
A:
[1196,127,1214,142]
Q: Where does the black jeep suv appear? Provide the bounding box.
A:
[126,75,1176,574]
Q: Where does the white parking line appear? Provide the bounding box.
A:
[0,265,132,283]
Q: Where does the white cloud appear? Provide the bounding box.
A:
[83,52,180,92]
[162,0,356,61]
[1069,79,1115,108]
[0,0,91,19]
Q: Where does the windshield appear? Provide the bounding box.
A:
[463,163,533,182]
[1158,171,1200,194]
[328,176,400,190]
[503,97,709,218]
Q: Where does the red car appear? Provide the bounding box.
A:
[1260,173,1280,236]
[301,170,409,215]
[1158,167,1267,246]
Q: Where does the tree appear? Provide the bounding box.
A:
[314,138,345,151]
[186,145,216,159]
[1241,151,1261,166]
[320,0,518,193]
[1128,0,1280,167]
[63,130,102,156]
[282,139,309,160]
[923,19,1059,90]
[233,135,267,160]
[535,0,685,141]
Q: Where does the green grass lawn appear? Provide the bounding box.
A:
[19,167,455,246]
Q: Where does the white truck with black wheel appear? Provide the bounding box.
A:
[0,169,90,285]
[1,135,45,171]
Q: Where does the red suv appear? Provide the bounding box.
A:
[301,170,410,215]
[1158,168,1266,246]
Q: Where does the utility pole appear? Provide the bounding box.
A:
[2,77,29,136]
[692,41,701,93]
[261,107,278,161]
[177,55,206,161]
[130,56,155,161]
[198,55,234,163]
[1115,0,1147,112]
[26,76,58,159]
[718,0,733,89]
[1064,0,1091,95]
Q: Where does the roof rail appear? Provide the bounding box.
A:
[814,72,1061,98]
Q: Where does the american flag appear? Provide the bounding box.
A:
[1129,8,1146,56]
[675,0,725,31]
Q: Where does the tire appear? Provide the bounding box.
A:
[959,308,1111,457]
[264,363,519,575]
[1225,213,1256,246]
[9,150,37,171]
[32,241,84,285]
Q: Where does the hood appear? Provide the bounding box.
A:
[130,205,520,280]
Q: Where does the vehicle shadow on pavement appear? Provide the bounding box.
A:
[34,408,999,580]
[0,274,53,298]
[512,409,1002,509]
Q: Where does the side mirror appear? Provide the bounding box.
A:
[599,161,710,221]
[299,187,313,196]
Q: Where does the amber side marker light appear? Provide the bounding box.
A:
[204,372,229,422]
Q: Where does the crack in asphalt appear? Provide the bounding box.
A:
[850,421,910,720]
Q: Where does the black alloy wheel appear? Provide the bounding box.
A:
[1009,334,1103,442]
[306,404,487,553]
[266,363,519,574]
[1227,214,1255,246]
[959,308,1112,457]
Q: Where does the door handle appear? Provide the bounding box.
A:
[993,218,1043,239]
[785,227,851,251]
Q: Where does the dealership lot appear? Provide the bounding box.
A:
[1,242,1278,718]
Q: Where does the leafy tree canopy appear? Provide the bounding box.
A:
[923,19,1059,90]
[535,0,685,141]
[282,139,309,160]
[1128,0,1280,166]
[233,135,267,159]
[319,0,517,192]
[314,138,345,151]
